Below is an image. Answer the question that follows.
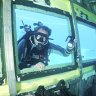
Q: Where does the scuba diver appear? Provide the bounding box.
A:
[18,21,75,70]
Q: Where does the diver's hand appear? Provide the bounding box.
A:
[34,62,45,71]
[67,39,76,50]
[66,39,76,55]
[67,41,74,50]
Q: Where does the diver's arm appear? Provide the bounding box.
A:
[49,42,73,56]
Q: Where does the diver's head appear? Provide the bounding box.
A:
[34,26,51,50]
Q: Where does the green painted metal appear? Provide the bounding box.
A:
[74,3,96,23]
[16,66,94,94]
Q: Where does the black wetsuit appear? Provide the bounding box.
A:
[18,32,70,70]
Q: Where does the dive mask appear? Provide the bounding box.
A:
[35,32,48,45]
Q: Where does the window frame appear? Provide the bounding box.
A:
[13,0,77,81]
[76,17,96,67]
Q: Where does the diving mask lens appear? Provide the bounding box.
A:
[35,33,48,45]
